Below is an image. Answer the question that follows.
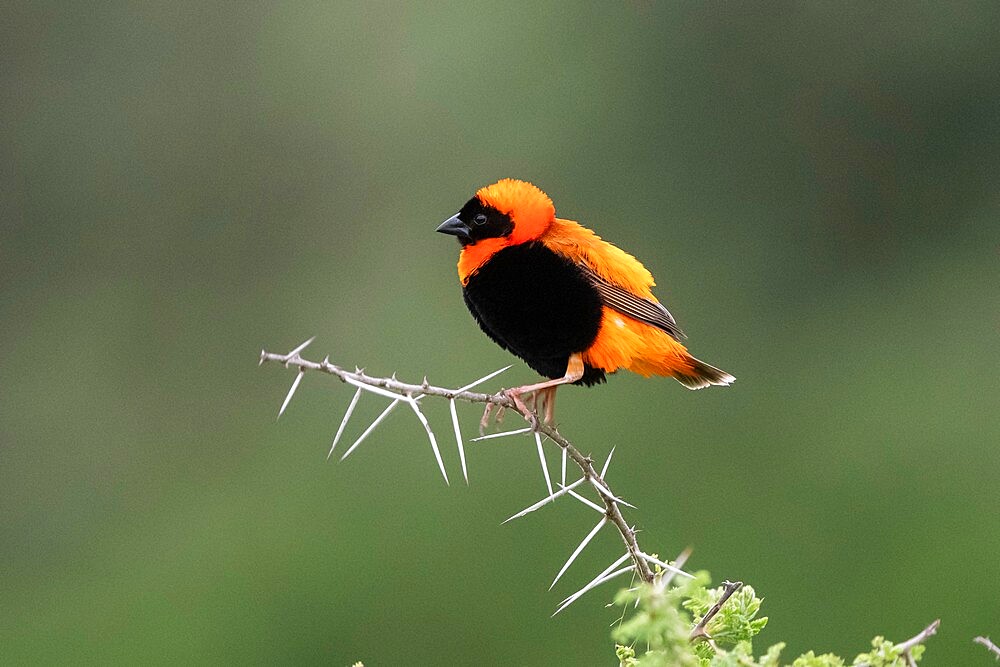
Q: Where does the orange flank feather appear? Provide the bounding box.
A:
[438,178,732,425]
[582,307,708,386]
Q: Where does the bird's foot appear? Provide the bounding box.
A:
[504,387,541,431]
[479,400,512,436]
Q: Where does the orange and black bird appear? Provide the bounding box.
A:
[436,178,733,426]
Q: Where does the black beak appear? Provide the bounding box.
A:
[436,214,472,242]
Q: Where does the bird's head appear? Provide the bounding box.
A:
[437,178,555,248]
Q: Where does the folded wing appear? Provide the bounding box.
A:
[582,266,686,342]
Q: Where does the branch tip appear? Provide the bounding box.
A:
[974,636,1000,660]
[894,619,940,655]
[690,580,743,643]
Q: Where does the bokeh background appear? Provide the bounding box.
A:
[3,2,998,664]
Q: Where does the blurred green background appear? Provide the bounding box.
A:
[3,2,998,664]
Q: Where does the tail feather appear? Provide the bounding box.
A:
[674,357,735,390]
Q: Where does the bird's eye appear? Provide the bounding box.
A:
[473,213,488,226]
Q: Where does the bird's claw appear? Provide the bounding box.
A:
[504,388,543,431]
[479,401,513,435]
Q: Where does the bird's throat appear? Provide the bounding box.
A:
[458,237,508,285]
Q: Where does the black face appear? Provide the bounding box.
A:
[437,196,514,246]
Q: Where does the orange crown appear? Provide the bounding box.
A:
[476,179,556,244]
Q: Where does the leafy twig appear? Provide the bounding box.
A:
[854,619,940,667]
[690,579,743,648]
[894,619,939,667]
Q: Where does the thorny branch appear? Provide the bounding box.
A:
[260,339,967,666]
[260,338,703,615]
[260,339,949,661]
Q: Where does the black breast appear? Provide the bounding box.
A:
[462,242,606,385]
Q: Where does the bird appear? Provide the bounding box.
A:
[436,178,733,428]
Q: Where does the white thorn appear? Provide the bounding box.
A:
[448,398,467,485]
[534,432,554,497]
[278,370,305,418]
[550,517,608,590]
[406,396,448,485]
[328,387,363,459]
[589,477,636,509]
[565,487,606,514]
[287,336,316,359]
[469,427,532,442]
[653,548,693,592]
[600,446,616,478]
[343,376,406,402]
[639,552,694,579]
[561,447,567,487]
[501,478,586,524]
[553,553,633,616]
[456,365,514,393]
[340,399,400,460]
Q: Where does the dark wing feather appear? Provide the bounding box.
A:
[580,265,686,342]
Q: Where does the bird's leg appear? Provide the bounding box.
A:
[524,391,538,415]
[504,354,584,429]
[537,386,557,425]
